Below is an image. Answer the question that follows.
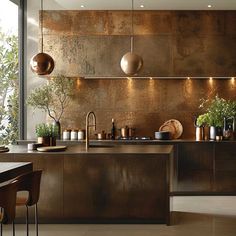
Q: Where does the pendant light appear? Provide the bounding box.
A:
[120,0,143,76]
[30,0,55,75]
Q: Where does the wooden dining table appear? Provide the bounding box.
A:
[0,162,33,183]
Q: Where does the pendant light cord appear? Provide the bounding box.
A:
[130,0,134,53]
[40,0,44,53]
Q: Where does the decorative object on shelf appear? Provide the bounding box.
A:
[30,0,54,75]
[159,119,183,139]
[120,0,143,76]
[27,75,74,139]
[37,145,67,152]
[197,95,236,140]
[35,123,58,146]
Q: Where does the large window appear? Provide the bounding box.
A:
[0,0,19,144]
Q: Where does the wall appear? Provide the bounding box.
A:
[27,9,236,139]
[43,10,236,77]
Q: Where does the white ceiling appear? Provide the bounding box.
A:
[45,0,236,10]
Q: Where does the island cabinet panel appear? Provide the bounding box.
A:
[64,154,169,222]
[214,143,236,192]
[177,143,214,191]
[11,154,64,222]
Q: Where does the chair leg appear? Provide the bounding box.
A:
[35,204,38,236]
[12,220,15,236]
[1,222,2,236]
[26,206,29,236]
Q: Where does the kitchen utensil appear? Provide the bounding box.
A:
[95,131,106,140]
[154,131,170,140]
[120,126,129,138]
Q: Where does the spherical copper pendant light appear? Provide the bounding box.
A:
[30,0,55,75]
[120,0,143,76]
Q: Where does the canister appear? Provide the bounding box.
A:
[78,130,85,140]
[63,129,71,140]
[71,129,78,140]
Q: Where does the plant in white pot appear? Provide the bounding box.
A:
[27,75,74,139]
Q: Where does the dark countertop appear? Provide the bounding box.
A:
[17,139,236,145]
[4,144,173,155]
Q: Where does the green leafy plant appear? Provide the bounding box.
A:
[196,113,210,127]
[197,95,236,127]
[0,30,19,144]
[27,75,74,122]
[35,123,58,137]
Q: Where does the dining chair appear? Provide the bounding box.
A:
[14,170,42,236]
[0,180,18,236]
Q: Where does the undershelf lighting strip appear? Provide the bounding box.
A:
[83,76,235,80]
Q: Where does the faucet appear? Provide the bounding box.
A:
[85,111,96,149]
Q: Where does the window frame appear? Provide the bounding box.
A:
[10,0,26,140]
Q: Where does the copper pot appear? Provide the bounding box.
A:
[120,126,129,138]
[95,131,106,140]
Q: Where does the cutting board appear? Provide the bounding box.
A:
[37,146,67,152]
[0,147,9,153]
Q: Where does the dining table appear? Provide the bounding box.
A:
[0,162,33,183]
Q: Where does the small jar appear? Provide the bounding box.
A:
[63,129,71,140]
[78,130,84,140]
[71,129,78,140]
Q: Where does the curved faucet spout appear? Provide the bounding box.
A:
[86,111,96,150]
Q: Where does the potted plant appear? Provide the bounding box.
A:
[27,75,74,139]
[35,123,58,146]
[197,95,236,140]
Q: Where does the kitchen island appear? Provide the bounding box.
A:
[0,144,174,224]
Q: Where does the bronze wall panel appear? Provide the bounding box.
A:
[41,11,236,139]
[43,10,236,77]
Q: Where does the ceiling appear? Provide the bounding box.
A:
[45,0,236,10]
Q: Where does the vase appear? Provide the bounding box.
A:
[195,127,204,141]
[53,121,61,140]
[209,126,216,140]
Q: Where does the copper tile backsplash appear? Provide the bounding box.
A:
[60,79,236,139]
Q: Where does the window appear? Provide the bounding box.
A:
[0,0,21,144]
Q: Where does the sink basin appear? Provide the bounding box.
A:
[88,144,115,148]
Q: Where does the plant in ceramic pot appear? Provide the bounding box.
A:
[35,123,58,146]
[27,75,74,139]
[197,95,236,140]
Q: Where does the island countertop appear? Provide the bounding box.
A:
[4,144,173,155]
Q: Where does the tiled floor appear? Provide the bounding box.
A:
[2,213,236,236]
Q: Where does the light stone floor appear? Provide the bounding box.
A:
[2,213,236,236]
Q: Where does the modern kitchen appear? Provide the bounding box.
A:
[0,0,236,236]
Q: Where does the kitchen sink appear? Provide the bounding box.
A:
[88,144,115,148]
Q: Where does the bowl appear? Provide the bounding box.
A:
[154,131,171,140]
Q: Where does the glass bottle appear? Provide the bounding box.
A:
[111,118,116,140]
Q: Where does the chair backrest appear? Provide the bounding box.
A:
[14,170,42,206]
[0,180,18,224]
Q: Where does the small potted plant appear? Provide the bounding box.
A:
[35,123,58,146]
[27,75,74,139]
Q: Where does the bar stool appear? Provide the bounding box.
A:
[14,170,42,236]
[0,180,18,236]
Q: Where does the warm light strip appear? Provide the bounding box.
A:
[83,76,236,80]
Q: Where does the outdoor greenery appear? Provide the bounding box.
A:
[35,123,58,137]
[197,95,236,127]
[0,30,19,144]
[27,75,74,122]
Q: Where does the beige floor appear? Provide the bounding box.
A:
[2,213,236,236]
